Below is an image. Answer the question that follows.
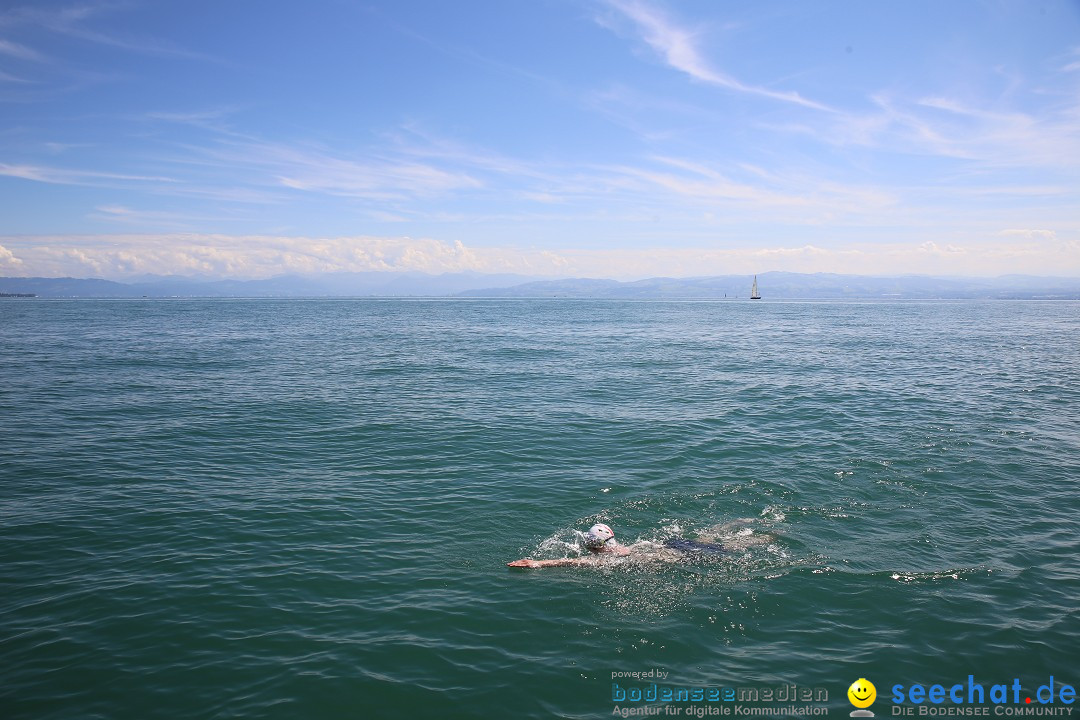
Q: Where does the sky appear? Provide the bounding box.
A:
[1,0,1078,280]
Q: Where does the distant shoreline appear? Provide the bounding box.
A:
[5,295,1080,303]
[3,271,1080,300]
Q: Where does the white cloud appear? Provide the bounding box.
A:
[0,234,572,279]
[599,0,832,111]
[0,243,25,272]
[1,232,1077,281]
[916,240,967,256]
[999,229,1057,240]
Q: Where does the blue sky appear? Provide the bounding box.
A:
[1,0,1078,279]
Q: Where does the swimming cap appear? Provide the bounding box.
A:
[583,523,615,549]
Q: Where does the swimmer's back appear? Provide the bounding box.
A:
[663,538,726,554]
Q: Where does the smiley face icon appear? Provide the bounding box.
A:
[848,678,876,709]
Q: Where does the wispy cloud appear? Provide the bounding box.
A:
[209,138,485,200]
[0,3,220,105]
[3,119,487,208]
[612,160,810,207]
[375,124,899,222]
[389,123,549,180]
[1,2,219,62]
[911,96,1080,169]
[0,38,45,61]
[363,4,568,96]
[779,90,1080,175]
[7,102,1067,245]
[0,69,33,83]
[0,162,176,185]
[583,83,706,141]
[598,0,833,111]
[142,122,531,208]
[86,204,235,230]
[43,141,93,154]
[145,107,246,133]
[596,154,898,226]
[1061,47,1080,72]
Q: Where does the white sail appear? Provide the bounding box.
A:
[751,275,760,299]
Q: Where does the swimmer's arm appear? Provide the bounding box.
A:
[506,557,599,568]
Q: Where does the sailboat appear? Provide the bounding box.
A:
[750,275,761,300]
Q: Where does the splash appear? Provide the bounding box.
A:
[533,528,589,559]
[888,568,989,584]
[517,511,809,619]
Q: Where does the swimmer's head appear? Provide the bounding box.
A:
[583,523,615,550]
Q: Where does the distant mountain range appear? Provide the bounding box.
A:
[0,271,538,298]
[460,273,1080,299]
[2,271,1079,299]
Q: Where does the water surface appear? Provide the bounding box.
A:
[2,299,1078,719]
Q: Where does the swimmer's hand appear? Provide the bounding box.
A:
[507,559,542,568]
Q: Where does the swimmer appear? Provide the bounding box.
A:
[507,523,630,568]
[506,523,726,568]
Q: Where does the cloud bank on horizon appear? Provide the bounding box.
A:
[0,0,1078,279]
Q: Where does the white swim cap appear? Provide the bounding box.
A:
[583,523,615,549]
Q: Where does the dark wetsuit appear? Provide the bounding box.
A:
[663,538,726,554]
